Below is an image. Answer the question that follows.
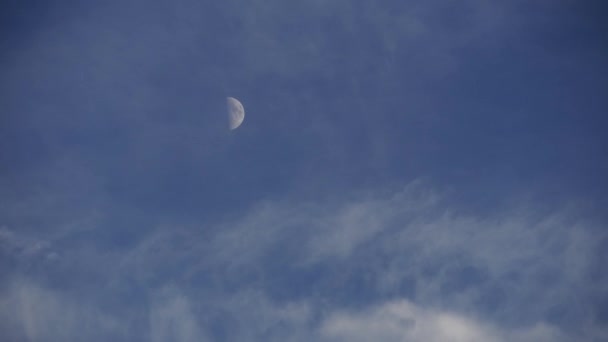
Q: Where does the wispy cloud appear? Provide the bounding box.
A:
[149,288,209,342]
[0,280,123,341]
[4,181,596,339]
[1,181,605,340]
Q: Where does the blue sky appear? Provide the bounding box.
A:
[1,1,607,341]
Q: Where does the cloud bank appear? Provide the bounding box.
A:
[1,182,604,341]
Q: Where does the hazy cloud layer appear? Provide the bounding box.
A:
[1,183,605,340]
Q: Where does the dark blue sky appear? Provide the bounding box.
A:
[1,1,607,341]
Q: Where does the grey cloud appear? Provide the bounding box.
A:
[0,280,124,342]
[149,288,209,342]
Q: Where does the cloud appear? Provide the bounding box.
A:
[91,180,603,340]
[303,182,440,262]
[0,280,211,342]
[201,290,313,341]
[1,181,605,341]
[0,280,124,342]
[149,288,209,342]
[320,299,568,342]
[0,226,58,266]
[320,299,498,342]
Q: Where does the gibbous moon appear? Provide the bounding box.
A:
[226,97,245,130]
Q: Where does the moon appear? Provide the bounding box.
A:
[226,97,245,130]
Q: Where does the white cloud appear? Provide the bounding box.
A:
[1,182,603,341]
[320,299,568,342]
[305,183,440,262]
